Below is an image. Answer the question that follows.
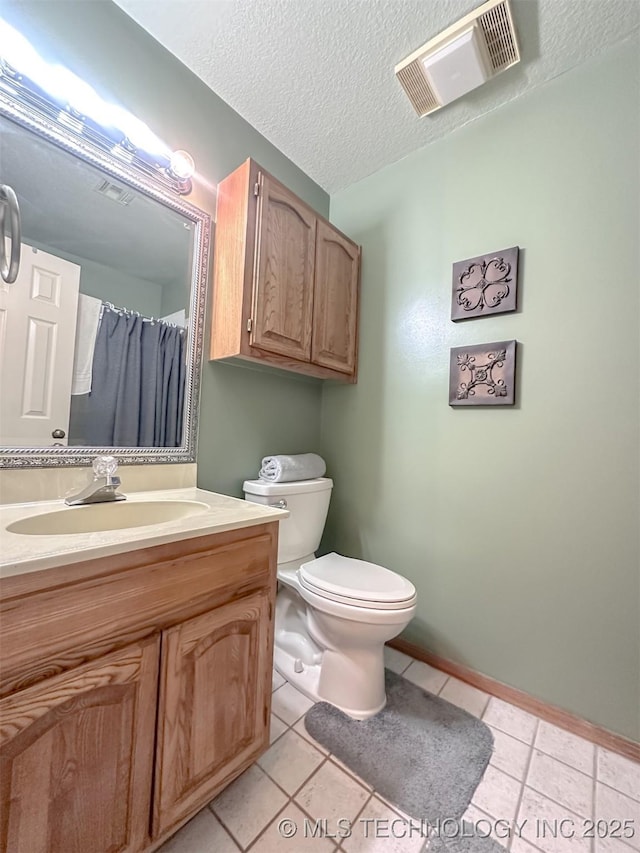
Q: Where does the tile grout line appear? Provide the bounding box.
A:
[241,800,293,853]
[514,745,599,813]
[279,677,480,852]
[588,754,640,853]
[489,723,603,782]
[268,720,289,747]
[596,777,640,805]
[235,750,333,852]
[208,665,640,853]
[246,789,347,853]
[206,800,246,851]
[437,675,450,695]
[257,715,377,843]
[464,800,504,849]
[262,739,331,801]
[287,673,532,850]
[518,753,638,826]
[335,790,374,851]
[276,669,640,822]
[510,717,540,852]
[480,699,538,747]
[481,750,532,786]
[385,650,414,677]
[268,678,430,851]
[336,785,434,852]
[210,701,305,852]
[523,782,594,822]
[289,755,373,851]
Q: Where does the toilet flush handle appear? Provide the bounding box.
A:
[270,499,287,509]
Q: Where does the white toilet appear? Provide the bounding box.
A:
[243,477,417,719]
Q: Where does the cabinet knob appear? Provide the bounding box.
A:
[52,428,66,439]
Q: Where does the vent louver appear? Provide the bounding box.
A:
[396,64,439,117]
[93,179,135,206]
[395,0,520,117]
[478,1,519,72]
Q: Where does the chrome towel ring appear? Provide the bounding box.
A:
[0,184,21,284]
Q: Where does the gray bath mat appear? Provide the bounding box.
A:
[304,668,494,822]
[430,822,507,853]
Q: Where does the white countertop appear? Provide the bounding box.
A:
[0,487,287,578]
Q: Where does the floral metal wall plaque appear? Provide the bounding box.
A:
[449,340,517,406]
[451,246,519,321]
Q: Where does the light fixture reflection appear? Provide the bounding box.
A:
[0,19,48,86]
[0,16,190,193]
[169,150,196,180]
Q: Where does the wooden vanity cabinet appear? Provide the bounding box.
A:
[211,158,361,382]
[0,522,278,853]
[0,638,159,853]
[154,590,272,836]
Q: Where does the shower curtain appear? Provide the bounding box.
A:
[79,307,186,447]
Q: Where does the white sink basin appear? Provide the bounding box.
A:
[7,500,211,536]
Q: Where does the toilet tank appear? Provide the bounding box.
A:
[243,477,333,565]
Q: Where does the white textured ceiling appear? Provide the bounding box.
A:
[1,115,191,291]
[114,0,640,193]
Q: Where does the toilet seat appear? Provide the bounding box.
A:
[298,552,417,611]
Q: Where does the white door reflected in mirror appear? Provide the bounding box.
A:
[0,245,80,446]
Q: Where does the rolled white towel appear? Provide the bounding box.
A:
[259,453,326,482]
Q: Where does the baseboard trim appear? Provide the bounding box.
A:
[389,639,640,763]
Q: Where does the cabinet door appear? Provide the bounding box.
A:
[251,172,316,361]
[311,220,360,375]
[0,637,159,853]
[153,591,273,837]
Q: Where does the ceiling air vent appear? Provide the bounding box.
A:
[93,179,135,206]
[395,0,520,117]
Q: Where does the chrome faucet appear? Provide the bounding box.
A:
[65,456,126,506]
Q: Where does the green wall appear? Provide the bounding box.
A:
[6,1,638,740]
[27,242,164,317]
[322,38,640,741]
[4,0,327,495]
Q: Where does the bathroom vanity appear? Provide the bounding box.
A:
[0,489,285,853]
[0,33,289,853]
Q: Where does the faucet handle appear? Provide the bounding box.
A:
[93,455,118,480]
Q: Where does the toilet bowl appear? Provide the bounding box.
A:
[243,477,417,719]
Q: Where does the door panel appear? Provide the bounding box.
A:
[0,637,159,853]
[251,174,315,361]
[153,591,272,837]
[312,221,360,375]
[0,245,81,446]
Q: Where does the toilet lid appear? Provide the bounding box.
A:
[298,552,416,610]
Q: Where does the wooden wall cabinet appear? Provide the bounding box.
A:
[0,523,278,853]
[211,159,361,382]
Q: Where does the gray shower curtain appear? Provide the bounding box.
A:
[78,307,186,447]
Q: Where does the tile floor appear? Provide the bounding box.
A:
[159,646,640,853]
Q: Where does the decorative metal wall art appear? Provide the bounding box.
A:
[451,246,519,321]
[449,340,517,406]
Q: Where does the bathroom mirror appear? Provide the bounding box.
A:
[0,88,210,468]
